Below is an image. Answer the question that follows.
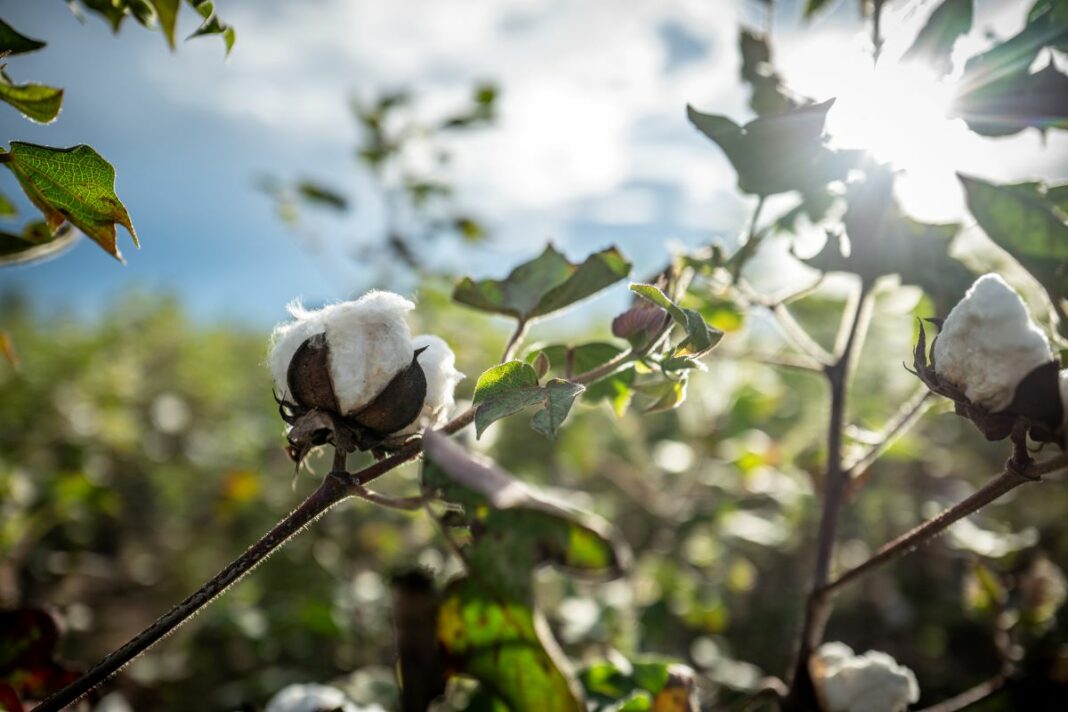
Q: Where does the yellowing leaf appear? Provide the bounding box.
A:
[2,143,137,261]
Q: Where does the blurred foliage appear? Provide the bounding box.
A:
[3,274,1068,709]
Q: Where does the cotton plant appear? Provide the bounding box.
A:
[268,291,464,466]
[811,643,919,712]
[912,273,1065,450]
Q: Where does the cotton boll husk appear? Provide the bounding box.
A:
[264,683,360,712]
[269,291,415,414]
[814,643,920,712]
[933,274,1052,412]
[395,334,465,436]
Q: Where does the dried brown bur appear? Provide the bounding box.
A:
[910,318,1064,448]
[277,332,428,468]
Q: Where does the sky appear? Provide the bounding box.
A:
[1,0,1066,326]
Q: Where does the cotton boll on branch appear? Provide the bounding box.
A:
[269,291,415,414]
[812,643,920,712]
[933,274,1053,412]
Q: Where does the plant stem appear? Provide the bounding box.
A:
[872,0,885,64]
[729,196,767,281]
[821,453,1068,596]
[37,349,628,709]
[500,319,529,363]
[786,280,872,707]
[844,388,933,497]
[914,675,1006,712]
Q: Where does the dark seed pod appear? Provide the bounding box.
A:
[352,347,428,435]
[287,333,339,412]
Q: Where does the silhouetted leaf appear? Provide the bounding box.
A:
[0,71,63,124]
[803,0,837,19]
[0,19,45,55]
[805,167,973,312]
[738,28,800,117]
[903,0,973,75]
[954,61,1068,136]
[2,143,137,261]
[688,100,853,197]
[454,245,631,322]
[959,174,1068,337]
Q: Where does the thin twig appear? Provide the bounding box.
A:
[821,453,1068,596]
[914,675,1006,712]
[872,0,885,64]
[772,303,834,366]
[844,389,933,497]
[500,319,529,363]
[786,280,873,709]
[718,349,825,373]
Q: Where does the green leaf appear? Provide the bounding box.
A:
[687,100,854,197]
[187,0,236,54]
[296,180,348,211]
[902,0,973,75]
[630,284,723,358]
[0,18,46,55]
[472,361,543,437]
[531,379,585,439]
[0,72,63,124]
[2,142,138,262]
[437,577,584,712]
[150,0,180,48]
[453,244,632,322]
[959,174,1068,336]
[580,657,698,712]
[803,0,837,19]
[0,192,15,219]
[528,343,635,414]
[635,379,688,413]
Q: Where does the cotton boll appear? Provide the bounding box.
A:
[395,334,465,437]
[813,643,920,712]
[264,683,360,712]
[933,274,1052,412]
[269,291,416,414]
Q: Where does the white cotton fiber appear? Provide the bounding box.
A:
[265,683,365,712]
[814,643,920,712]
[269,291,415,414]
[933,274,1052,412]
[396,334,465,436]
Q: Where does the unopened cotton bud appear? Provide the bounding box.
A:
[269,291,415,415]
[933,274,1052,412]
[395,334,465,437]
[812,643,919,712]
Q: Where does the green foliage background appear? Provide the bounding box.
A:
[2,279,1066,710]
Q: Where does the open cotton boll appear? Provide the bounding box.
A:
[264,683,361,712]
[813,643,919,712]
[395,334,465,436]
[933,274,1052,412]
[269,291,415,414]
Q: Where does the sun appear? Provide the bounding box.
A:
[785,42,975,221]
